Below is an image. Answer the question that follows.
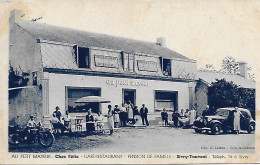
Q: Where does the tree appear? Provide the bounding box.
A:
[208,79,255,119]
[220,56,239,74]
[219,55,254,81]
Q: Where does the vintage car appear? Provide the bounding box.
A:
[193,107,255,135]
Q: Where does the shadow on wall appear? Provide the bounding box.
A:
[9,66,43,126]
[9,66,29,99]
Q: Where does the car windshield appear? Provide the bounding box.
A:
[215,109,229,117]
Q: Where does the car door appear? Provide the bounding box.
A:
[240,111,250,130]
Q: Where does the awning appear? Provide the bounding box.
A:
[74,96,111,103]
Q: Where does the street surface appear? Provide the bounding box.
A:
[9,126,255,153]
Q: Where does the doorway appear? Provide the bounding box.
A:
[123,89,136,105]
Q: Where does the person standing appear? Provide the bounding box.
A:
[161,108,168,126]
[119,103,127,126]
[233,107,243,134]
[127,100,134,123]
[172,110,180,128]
[140,104,149,126]
[86,109,95,134]
[133,105,139,124]
[189,107,196,126]
[62,111,72,131]
[107,105,114,135]
[53,106,62,121]
[113,105,120,128]
[96,111,104,131]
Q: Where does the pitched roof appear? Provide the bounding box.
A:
[17,20,190,60]
[198,70,255,89]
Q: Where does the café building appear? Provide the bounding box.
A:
[9,10,197,127]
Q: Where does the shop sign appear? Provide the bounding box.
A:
[137,60,158,72]
[94,55,119,68]
[106,79,149,87]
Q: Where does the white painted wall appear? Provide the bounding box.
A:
[47,73,190,116]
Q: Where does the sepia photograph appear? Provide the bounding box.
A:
[1,0,259,164]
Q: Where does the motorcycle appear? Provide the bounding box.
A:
[9,123,55,147]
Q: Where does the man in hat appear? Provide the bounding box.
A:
[54,106,62,121]
[25,115,37,140]
[27,115,36,128]
[140,104,149,126]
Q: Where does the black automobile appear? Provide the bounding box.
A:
[193,107,255,135]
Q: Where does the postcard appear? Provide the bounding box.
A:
[0,0,259,164]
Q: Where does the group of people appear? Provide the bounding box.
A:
[84,102,150,135]
[110,101,150,127]
[161,107,197,128]
[50,106,72,133]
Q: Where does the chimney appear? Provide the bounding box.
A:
[238,61,247,78]
[9,10,23,23]
[156,37,166,47]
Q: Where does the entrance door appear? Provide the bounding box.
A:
[123,89,136,105]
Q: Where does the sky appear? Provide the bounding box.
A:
[0,0,260,108]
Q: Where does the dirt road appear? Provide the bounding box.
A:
[9,126,255,153]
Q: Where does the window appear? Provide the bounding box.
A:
[76,46,90,68]
[162,58,171,76]
[123,52,134,72]
[66,87,101,113]
[241,111,250,119]
[155,91,178,112]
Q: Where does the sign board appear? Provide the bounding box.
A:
[137,60,158,72]
[94,55,119,68]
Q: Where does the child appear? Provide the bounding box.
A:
[161,108,168,126]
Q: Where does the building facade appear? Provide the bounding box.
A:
[9,10,197,127]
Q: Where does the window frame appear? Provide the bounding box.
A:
[75,45,91,69]
[65,86,101,113]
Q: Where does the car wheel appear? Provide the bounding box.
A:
[211,124,221,135]
[247,123,255,134]
[194,128,202,133]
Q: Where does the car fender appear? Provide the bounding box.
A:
[249,121,255,125]
[208,120,222,128]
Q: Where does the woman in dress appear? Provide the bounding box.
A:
[96,111,104,131]
[113,105,120,128]
[107,105,114,135]
[127,101,134,123]
[233,107,244,134]
[189,107,196,126]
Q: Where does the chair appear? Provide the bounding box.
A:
[75,117,83,132]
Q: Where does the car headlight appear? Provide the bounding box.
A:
[207,118,212,122]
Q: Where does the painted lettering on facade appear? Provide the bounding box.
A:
[137,60,158,72]
[106,79,149,87]
[94,55,118,68]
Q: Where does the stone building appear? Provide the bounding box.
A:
[9,10,197,127]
